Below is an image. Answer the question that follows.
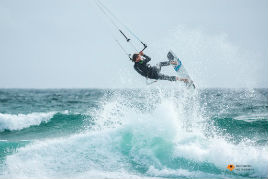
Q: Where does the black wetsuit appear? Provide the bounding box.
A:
[134,55,177,81]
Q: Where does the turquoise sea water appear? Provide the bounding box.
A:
[0,88,267,178]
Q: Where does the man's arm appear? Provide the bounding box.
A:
[143,54,151,64]
[139,51,151,64]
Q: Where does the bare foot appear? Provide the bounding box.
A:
[182,78,189,83]
[176,77,188,83]
[170,60,178,65]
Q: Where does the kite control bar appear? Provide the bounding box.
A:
[140,42,147,52]
[119,29,147,53]
[95,0,149,58]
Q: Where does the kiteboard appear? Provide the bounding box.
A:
[167,50,195,89]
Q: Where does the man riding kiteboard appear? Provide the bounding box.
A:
[132,51,189,84]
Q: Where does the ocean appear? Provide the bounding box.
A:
[0,88,267,178]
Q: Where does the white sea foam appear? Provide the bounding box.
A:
[1,89,267,178]
[234,112,268,121]
[0,112,56,132]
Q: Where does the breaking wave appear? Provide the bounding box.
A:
[1,89,267,178]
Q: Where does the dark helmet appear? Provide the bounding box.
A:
[132,53,139,62]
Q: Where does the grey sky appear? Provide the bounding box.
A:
[0,0,267,88]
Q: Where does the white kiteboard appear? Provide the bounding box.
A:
[167,50,195,89]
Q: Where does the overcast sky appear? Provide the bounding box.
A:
[0,0,267,88]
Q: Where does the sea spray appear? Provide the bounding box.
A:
[0,89,267,178]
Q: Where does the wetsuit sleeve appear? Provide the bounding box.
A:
[142,54,151,64]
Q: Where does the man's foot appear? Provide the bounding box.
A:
[170,60,178,65]
[182,78,189,83]
[176,77,189,83]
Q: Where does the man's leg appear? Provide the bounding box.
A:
[159,61,170,67]
[158,74,177,81]
[156,61,171,72]
[158,61,177,69]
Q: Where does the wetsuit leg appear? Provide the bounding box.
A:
[150,64,176,81]
[156,61,170,71]
[159,61,170,67]
[151,66,160,73]
[158,74,177,81]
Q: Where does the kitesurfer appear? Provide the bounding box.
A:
[132,51,189,83]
